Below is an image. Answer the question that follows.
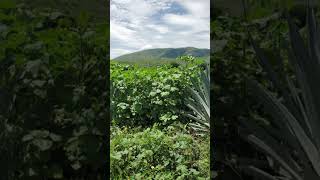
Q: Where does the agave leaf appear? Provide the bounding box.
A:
[183,63,210,135]
[288,13,320,149]
[190,122,210,130]
[244,134,302,180]
[304,163,320,180]
[185,98,207,121]
[307,8,320,65]
[250,34,308,133]
[184,113,204,123]
[242,166,279,180]
[241,118,303,175]
[246,79,301,150]
[288,15,309,67]
[238,158,271,169]
[286,47,316,140]
[188,87,210,117]
[248,79,320,176]
[286,76,312,136]
[243,6,320,180]
[246,78,311,177]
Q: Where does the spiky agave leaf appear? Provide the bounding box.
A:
[110,80,116,120]
[182,63,210,136]
[242,6,320,180]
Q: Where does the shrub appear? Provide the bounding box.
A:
[0,4,108,179]
[110,124,209,179]
[111,61,203,127]
[241,7,320,179]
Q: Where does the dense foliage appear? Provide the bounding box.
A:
[241,7,320,180]
[212,1,320,180]
[0,2,108,179]
[211,5,292,180]
[110,124,209,179]
[111,60,204,127]
[111,56,210,178]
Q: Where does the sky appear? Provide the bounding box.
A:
[110,0,210,59]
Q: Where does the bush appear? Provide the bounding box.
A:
[0,4,108,179]
[211,12,289,178]
[111,61,203,127]
[110,124,209,179]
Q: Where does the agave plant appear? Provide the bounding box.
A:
[241,6,320,180]
[182,63,210,136]
[110,80,116,121]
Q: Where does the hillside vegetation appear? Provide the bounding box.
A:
[110,57,210,179]
[113,47,209,64]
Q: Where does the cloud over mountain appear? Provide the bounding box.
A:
[110,0,210,59]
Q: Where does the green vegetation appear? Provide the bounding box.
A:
[17,0,107,21]
[182,64,210,137]
[113,47,209,65]
[0,2,107,179]
[111,56,210,178]
[213,1,320,179]
[241,7,320,179]
[111,60,204,127]
[110,124,209,179]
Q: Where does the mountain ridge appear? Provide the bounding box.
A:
[112,47,210,62]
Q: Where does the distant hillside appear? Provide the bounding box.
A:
[113,47,210,63]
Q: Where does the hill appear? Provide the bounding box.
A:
[113,47,210,63]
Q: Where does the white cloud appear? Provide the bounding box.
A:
[163,14,192,26]
[176,0,210,18]
[110,21,136,41]
[146,24,169,34]
[139,44,153,50]
[110,0,210,59]
[154,35,163,39]
[163,14,209,31]
[111,48,133,59]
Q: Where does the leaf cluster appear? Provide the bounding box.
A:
[110,124,209,179]
[0,4,108,179]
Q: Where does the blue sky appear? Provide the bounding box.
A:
[110,0,210,58]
